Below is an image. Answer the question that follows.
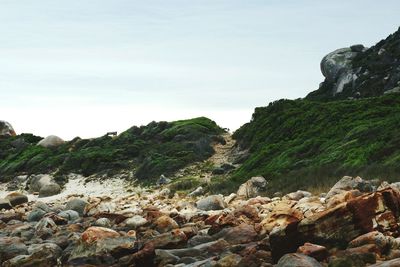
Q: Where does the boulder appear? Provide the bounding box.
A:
[27,209,47,222]
[58,210,80,222]
[5,192,28,207]
[37,135,65,148]
[35,217,58,239]
[237,176,267,199]
[0,199,12,210]
[39,183,61,198]
[124,215,148,229]
[65,198,88,216]
[270,188,400,262]
[196,195,226,211]
[3,243,62,267]
[188,187,204,197]
[285,190,312,201]
[276,253,323,267]
[154,215,179,233]
[29,174,60,197]
[297,243,328,261]
[326,176,373,199]
[0,237,28,263]
[95,218,112,228]
[0,121,16,138]
[69,227,136,264]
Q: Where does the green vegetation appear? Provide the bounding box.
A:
[230,94,400,194]
[0,117,224,182]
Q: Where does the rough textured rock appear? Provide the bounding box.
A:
[5,192,28,207]
[3,243,62,267]
[276,253,323,267]
[0,237,28,263]
[0,199,12,210]
[39,183,61,198]
[196,195,226,211]
[308,28,400,100]
[65,198,88,216]
[0,121,16,138]
[297,243,328,261]
[270,188,400,262]
[37,135,65,148]
[237,176,267,199]
[124,215,148,229]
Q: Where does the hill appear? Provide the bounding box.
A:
[0,117,224,183]
[228,28,400,194]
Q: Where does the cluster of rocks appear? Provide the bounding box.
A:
[1,175,400,266]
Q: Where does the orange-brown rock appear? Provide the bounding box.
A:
[81,226,120,244]
[297,242,328,261]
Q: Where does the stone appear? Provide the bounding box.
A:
[69,227,136,264]
[196,195,226,211]
[0,121,16,138]
[0,199,12,210]
[158,174,171,185]
[5,192,28,207]
[276,253,323,267]
[216,224,258,245]
[237,176,267,199]
[270,188,400,262]
[3,243,62,267]
[329,244,377,267]
[369,258,400,266]
[188,187,204,197]
[124,215,148,229]
[217,254,242,267]
[297,243,328,261]
[0,237,28,262]
[348,231,393,252]
[65,198,88,216]
[37,135,65,148]
[285,190,312,201]
[58,210,80,222]
[27,209,47,222]
[326,176,371,199]
[154,215,179,233]
[35,217,58,239]
[28,174,56,193]
[95,218,112,228]
[81,227,120,243]
[39,183,61,197]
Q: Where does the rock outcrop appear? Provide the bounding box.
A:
[0,121,16,138]
[308,27,400,100]
[37,135,65,148]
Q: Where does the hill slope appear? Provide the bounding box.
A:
[230,28,400,194]
[0,117,224,182]
[232,94,400,193]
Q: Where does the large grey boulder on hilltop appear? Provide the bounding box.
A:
[0,120,16,138]
[37,135,65,148]
[320,46,365,95]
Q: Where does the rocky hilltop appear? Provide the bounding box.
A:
[0,117,224,183]
[307,27,400,100]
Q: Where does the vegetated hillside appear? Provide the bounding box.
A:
[231,94,400,194]
[307,27,400,100]
[0,117,224,182]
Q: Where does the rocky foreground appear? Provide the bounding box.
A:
[1,176,400,266]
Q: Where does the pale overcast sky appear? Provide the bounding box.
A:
[1,1,399,139]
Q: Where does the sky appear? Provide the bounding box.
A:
[1,1,399,140]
